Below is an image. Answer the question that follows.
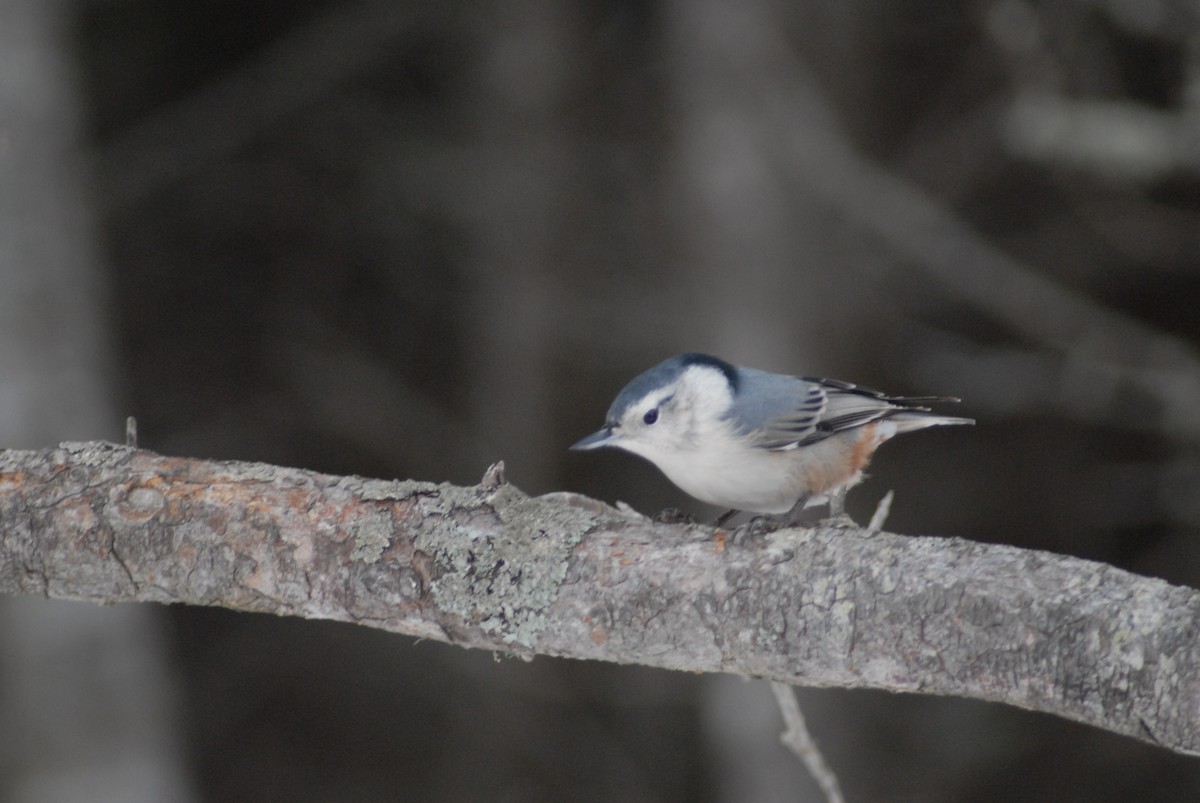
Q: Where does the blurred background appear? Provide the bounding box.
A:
[2,0,1200,800]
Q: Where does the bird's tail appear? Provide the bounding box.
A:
[890,412,975,433]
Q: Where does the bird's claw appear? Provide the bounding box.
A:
[730,515,782,543]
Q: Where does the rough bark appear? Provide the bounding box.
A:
[1,442,1197,756]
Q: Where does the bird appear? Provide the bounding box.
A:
[571,353,973,526]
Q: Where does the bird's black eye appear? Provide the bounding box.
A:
[643,408,659,425]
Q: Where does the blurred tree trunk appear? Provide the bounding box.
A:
[462,1,574,494]
[665,2,860,798]
[0,2,194,801]
[665,0,865,376]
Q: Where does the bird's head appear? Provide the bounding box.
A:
[570,353,739,465]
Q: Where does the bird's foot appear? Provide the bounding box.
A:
[730,515,782,543]
[818,512,859,529]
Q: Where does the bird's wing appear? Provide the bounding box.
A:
[732,370,953,451]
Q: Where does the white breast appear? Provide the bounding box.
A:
[652,442,800,512]
[631,424,881,514]
[621,414,800,513]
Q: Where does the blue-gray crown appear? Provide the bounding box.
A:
[606,353,738,423]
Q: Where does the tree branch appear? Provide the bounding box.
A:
[1,442,1197,756]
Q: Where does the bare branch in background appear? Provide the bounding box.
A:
[700,8,1200,440]
[91,0,421,210]
[1004,92,1200,181]
[2,442,1197,757]
[988,0,1200,180]
[771,682,844,803]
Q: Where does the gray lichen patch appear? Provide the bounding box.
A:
[350,511,394,563]
[55,441,135,468]
[221,462,284,482]
[411,480,599,649]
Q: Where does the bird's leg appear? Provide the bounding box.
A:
[713,509,740,528]
[822,488,857,527]
[828,489,845,518]
[777,496,811,528]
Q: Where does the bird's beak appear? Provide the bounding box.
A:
[570,426,619,451]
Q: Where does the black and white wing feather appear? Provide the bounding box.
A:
[728,368,961,451]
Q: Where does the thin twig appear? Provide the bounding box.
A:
[770,682,845,803]
[767,491,895,801]
[867,490,894,532]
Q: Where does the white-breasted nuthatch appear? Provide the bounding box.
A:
[571,353,973,522]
